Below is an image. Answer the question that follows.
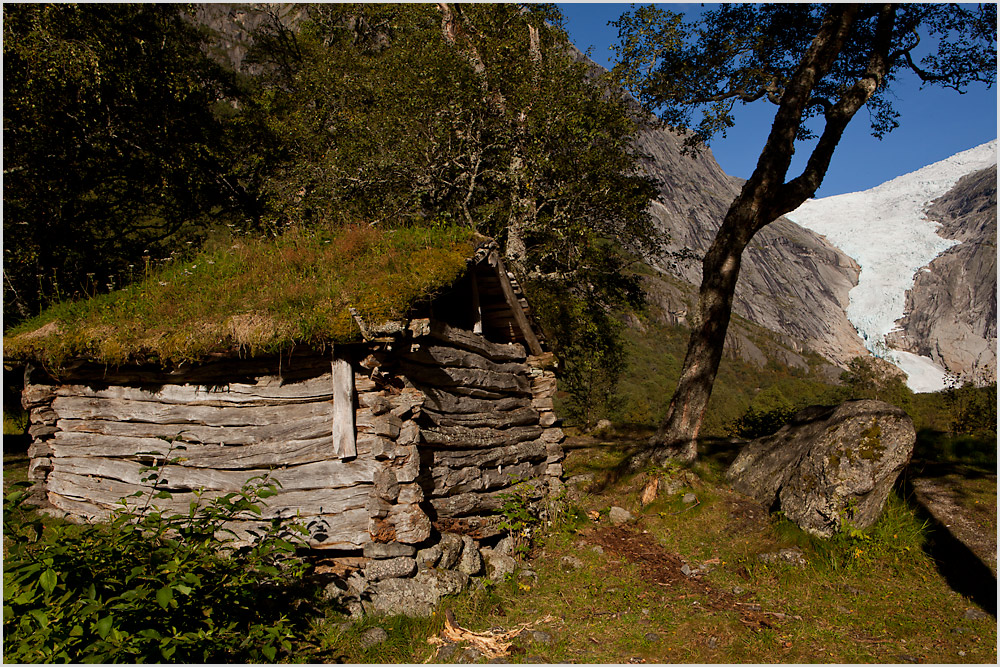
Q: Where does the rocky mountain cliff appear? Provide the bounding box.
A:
[886,165,998,384]
[633,121,865,374]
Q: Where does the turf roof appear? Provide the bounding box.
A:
[4,225,477,368]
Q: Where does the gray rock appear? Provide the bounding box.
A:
[458,647,484,663]
[680,564,694,577]
[590,545,605,555]
[323,580,348,601]
[439,533,464,570]
[963,607,991,621]
[731,586,745,596]
[518,569,537,581]
[758,548,807,567]
[707,636,718,650]
[416,545,443,570]
[727,400,916,537]
[560,555,584,571]
[366,556,417,581]
[458,536,483,576]
[364,541,417,559]
[373,468,400,502]
[483,549,518,581]
[609,506,633,525]
[644,632,660,642]
[682,493,698,505]
[436,642,459,661]
[528,630,552,645]
[370,568,470,617]
[359,626,388,650]
[493,536,515,557]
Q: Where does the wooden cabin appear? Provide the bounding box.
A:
[12,239,565,557]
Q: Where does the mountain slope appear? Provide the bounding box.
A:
[786,141,998,391]
[635,121,866,370]
[886,164,997,384]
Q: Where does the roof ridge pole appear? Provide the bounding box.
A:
[488,250,543,356]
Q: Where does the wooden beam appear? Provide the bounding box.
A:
[488,252,544,356]
[331,356,357,459]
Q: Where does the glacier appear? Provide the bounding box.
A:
[786,140,997,393]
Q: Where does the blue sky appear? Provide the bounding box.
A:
[557,3,998,198]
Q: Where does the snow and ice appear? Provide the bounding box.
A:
[786,140,997,393]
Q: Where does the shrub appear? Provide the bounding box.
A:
[725,404,798,439]
[3,476,317,663]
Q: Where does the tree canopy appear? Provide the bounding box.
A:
[612,2,996,462]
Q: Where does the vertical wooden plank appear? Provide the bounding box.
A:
[489,252,544,356]
[331,356,357,459]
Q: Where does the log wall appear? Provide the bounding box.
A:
[23,320,564,552]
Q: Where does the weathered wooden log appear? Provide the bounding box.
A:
[428,479,545,517]
[400,345,528,375]
[52,395,330,427]
[419,386,530,414]
[47,471,370,517]
[48,431,390,469]
[390,445,421,483]
[397,361,529,395]
[22,384,56,410]
[49,456,378,492]
[57,416,331,445]
[46,493,371,549]
[29,407,58,425]
[429,460,548,497]
[52,374,349,406]
[420,406,539,429]
[420,425,543,449]
[530,375,557,398]
[426,440,547,470]
[426,321,526,363]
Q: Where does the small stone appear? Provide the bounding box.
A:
[436,642,459,661]
[682,493,697,504]
[758,548,807,567]
[842,584,866,596]
[366,557,417,581]
[458,536,484,576]
[963,607,990,621]
[364,542,417,559]
[898,654,919,664]
[458,647,484,663]
[641,608,650,616]
[707,637,718,649]
[519,569,538,581]
[959,651,966,657]
[731,586,745,595]
[483,550,518,581]
[359,626,388,650]
[529,630,553,645]
[609,506,633,525]
[487,658,510,664]
[590,545,605,555]
[950,626,970,635]
[416,545,443,569]
[560,555,584,571]
[680,564,694,577]
[644,632,659,642]
[439,533,464,569]
[494,536,515,557]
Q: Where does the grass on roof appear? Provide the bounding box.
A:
[4,224,476,368]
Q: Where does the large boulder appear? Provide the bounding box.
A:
[726,400,915,537]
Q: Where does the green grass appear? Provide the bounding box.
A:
[4,224,476,367]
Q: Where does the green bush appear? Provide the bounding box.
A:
[724,404,798,439]
[3,475,317,663]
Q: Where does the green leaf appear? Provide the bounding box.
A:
[39,568,58,595]
[155,585,173,609]
[28,608,48,628]
[262,644,277,661]
[96,615,113,639]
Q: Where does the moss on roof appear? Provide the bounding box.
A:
[4,224,477,368]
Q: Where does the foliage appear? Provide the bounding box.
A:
[4,224,474,367]
[497,480,542,561]
[3,4,240,326]
[612,4,996,150]
[724,404,798,440]
[2,472,316,664]
[236,2,658,324]
[943,381,997,436]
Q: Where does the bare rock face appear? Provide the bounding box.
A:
[886,165,997,384]
[726,400,915,537]
[635,121,866,367]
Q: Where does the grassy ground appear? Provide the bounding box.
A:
[4,429,995,663]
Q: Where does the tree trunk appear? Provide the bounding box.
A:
[649,4,896,464]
